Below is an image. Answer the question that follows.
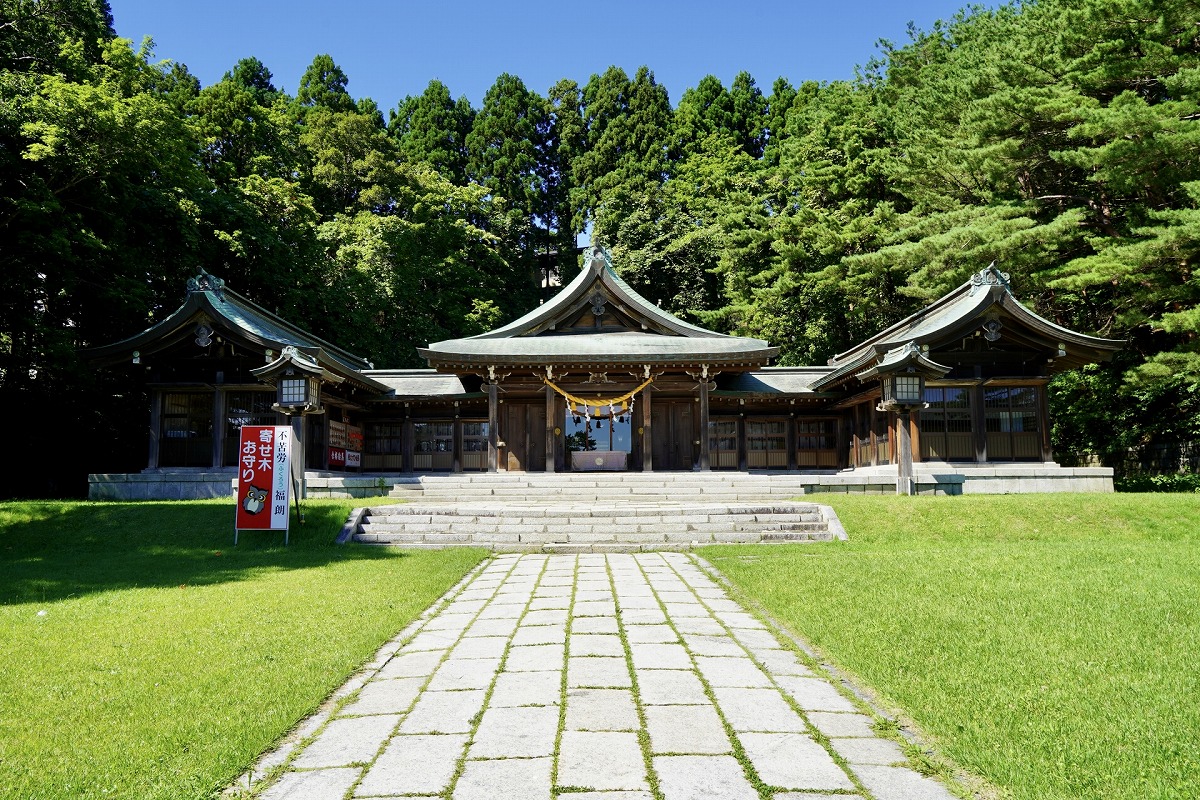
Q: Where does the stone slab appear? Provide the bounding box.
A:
[738,732,855,791]
[775,675,859,712]
[755,648,814,677]
[644,704,730,755]
[807,711,877,739]
[712,687,806,733]
[568,656,632,688]
[572,616,619,634]
[470,704,559,758]
[399,690,486,734]
[652,755,758,800]
[636,668,709,706]
[565,688,639,731]
[453,756,552,800]
[489,669,561,707]
[259,767,361,800]
[355,733,467,796]
[291,714,400,768]
[511,624,566,646]
[693,656,772,688]
[558,730,648,791]
[571,633,626,657]
[376,649,445,679]
[852,765,958,800]
[682,633,746,658]
[624,624,678,643]
[451,636,509,660]
[832,735,907,765]
[506,643,565,671]
[426,657,502,691]
[339,676,423,717]
[629,642,693,670]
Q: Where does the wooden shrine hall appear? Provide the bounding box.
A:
[86,247,1122,498]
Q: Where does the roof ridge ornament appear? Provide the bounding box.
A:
[588,245,612,274]
[969,262,1010,296]
[187,270,226,300]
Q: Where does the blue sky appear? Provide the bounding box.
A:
[108,1,980,111]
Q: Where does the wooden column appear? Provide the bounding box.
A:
[291,413,306,498]
[402,415,414,473]
[972,384,988,463]
[452,417,463,473]
[147,389,162,469]
[737,415,748,471]
[896,408,915,495]
[487,381,499,473]
[1038,384,1054,462]
[698,379,711,471]
[211,390,225,468]
[641,387,653,472]
[786,416,798,471]
[544,384,557,473]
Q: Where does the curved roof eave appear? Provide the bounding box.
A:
[82,279,380,385]
[830,267,1124,367]
[448,246,740,344]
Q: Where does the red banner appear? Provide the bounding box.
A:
[235,425,291,531]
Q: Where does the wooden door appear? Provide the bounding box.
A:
[651,400,695,471]
[504,402,546,471]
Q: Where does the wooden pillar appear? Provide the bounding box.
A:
[291,413,306,498]
[869,403,879,467]
[641,387,653,472]
[487,382,499,473]
[896,408,915,495]
[737,415,747,471]
[972,384,988,463]
[148,389,162,469]
[698,379,711,471]
[908,413,919,464]
[402,415,414,473]
[786,415,798,471]
[453,417,463,473]
[1038,384,1054,462]
[211,389,225,468]
[544,384,557,473]
[837,415,850,470]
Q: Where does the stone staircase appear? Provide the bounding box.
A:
[349,472,846,552]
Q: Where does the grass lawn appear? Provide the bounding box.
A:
[702,493,1200,800]
[0,499,486,800]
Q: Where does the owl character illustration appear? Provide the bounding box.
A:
[242,486,268,515]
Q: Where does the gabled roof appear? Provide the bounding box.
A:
[420,246,778,370]
[713,367,839,398]
[84,272,388,392]
[813,265,1124,390]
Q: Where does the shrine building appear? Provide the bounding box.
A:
[86,246,1122,498]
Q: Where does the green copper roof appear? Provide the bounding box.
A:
[813,265,1124,389]
[422,246,778,368]
[85,272,386,390]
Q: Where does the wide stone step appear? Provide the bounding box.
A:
[351,497,842,550]
[354,529,835,547]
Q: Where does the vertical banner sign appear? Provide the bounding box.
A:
[328,421,364,470]
[236,425,291,531]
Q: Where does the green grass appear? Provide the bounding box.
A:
[701,494,1200,800]
[0,500,486,800]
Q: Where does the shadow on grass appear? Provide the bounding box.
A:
[0,500,410,605]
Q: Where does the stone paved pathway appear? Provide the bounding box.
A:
[244,553,957,800]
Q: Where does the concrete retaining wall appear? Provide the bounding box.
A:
[89,463,1116,501]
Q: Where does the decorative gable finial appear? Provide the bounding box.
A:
[969,262,1010,296]
[588,245,612,274]
[187,270,225,300]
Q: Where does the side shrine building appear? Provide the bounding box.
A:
[87,247,1122,498]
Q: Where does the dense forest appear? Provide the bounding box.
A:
[2,0,1198,495]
